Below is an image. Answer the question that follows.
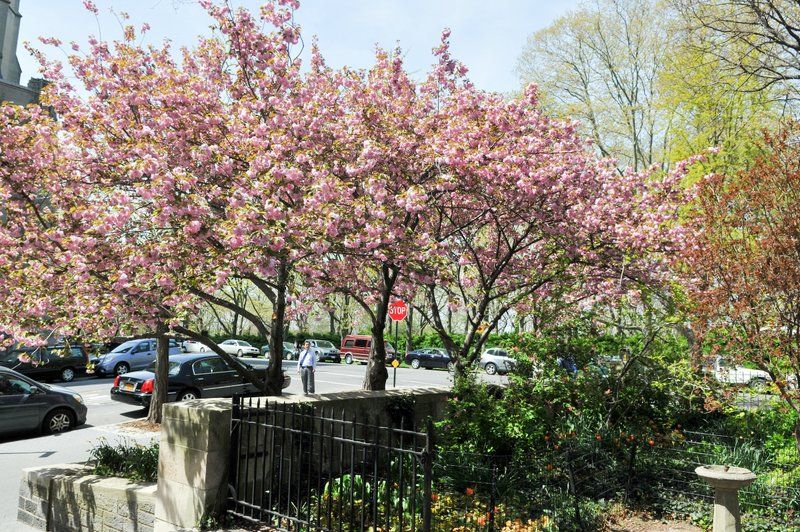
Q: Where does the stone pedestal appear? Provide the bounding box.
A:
[695,465,756,532]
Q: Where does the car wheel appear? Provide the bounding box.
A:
[447,361,456,372]
[410,358,421,369]
[114,363,130,376]
[237,349,243,357]
[177,389,200,401]
[345,354,353,365]
[335,357,341,364]
[60,367,75,382]
[749,377,768,390]
[485,362,498,375]
[43,408,74,434]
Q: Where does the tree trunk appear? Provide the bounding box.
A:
[328,309,336,335]
[265,257,288,396]
[146,322,169,424]
[447,307,453,335]
[363,266,396,391]
[363,313,389,391]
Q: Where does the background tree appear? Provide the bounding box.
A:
[673,0,800,100]
[517,0,673,171]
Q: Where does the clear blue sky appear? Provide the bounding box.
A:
[17,0,578,94]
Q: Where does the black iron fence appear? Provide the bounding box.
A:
[227,397,433,531]
[228,398,800,531]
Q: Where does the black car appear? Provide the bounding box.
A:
[0,345,88,383]
[404,348,454,370]
[0,366,87,437]
[110,353,291,409]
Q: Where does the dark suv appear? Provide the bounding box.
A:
[0,345,89,382]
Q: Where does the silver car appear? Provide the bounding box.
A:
[479,348,516,375]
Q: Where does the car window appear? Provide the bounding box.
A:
[169,339,179,348]
[317,341,334,349]
[385,342,394,351]
[240,341,251,347]
[147,361,182,376]
[193,358,231,375]
[0,375,37,395]
[354,339,368,348]
[345,340,354,347]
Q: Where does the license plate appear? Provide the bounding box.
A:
[123,383,136,391]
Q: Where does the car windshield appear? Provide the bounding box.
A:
[385,342,394,351]
[146,361,181,376]
[315,341,335,349]
[110,343,134,354]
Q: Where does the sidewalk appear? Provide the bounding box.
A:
[0,423,159,529]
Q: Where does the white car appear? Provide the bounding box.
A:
[218,339,260,357]
[713,357,772,387]
[181,339,209,353]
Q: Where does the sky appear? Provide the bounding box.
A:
[17,0,579,94]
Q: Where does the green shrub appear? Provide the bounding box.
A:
[89,438,159,483]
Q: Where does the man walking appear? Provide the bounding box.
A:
[297,341,316,395]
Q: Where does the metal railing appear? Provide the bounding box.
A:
[227,396,433,531]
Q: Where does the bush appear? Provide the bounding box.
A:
[88,438,159,483]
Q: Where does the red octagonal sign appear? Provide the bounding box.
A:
[388,300,408,321]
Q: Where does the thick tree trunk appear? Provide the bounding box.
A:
[363,266,396,391]
[265,257,288,396]
[363,315,389,391]
[146,323,169,424]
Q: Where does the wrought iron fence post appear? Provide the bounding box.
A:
[489,462,497,532]
[423,418,433,532]
[228,395,242,506]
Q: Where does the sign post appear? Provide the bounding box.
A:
[389,300,408,388]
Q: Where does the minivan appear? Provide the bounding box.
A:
[340,335,396,365]
[88,338,182,377]
[0,345,89,383]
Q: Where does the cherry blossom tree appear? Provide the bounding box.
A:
[412,84,696,370]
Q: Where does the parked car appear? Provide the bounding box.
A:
[0,345,88,382]
[88,338,182,377]
[261,342,296,360]
[181,339,210,353]
[0,366,87,436]
[479,348,516,375]
[340,335,396,365]
[405,348,454,370]
[306,339,342,363]
[712,356,772,387]
[110,354,291,409]
[218,339,260,357]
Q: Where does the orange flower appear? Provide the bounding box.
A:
[595,433,602,441]
[431,493,439,502]
[465,487,475,496]
[546,463,554,471]
[648,439,655,446]
[544,434,550,441]
[477,515,487,526]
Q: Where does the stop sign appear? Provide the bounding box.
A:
[388,300,408,321]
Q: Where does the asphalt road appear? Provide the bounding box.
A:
[0,359,507,529]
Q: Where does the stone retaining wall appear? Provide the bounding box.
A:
[18,463,156,532]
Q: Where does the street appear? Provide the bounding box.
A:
[0,360,508,529]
